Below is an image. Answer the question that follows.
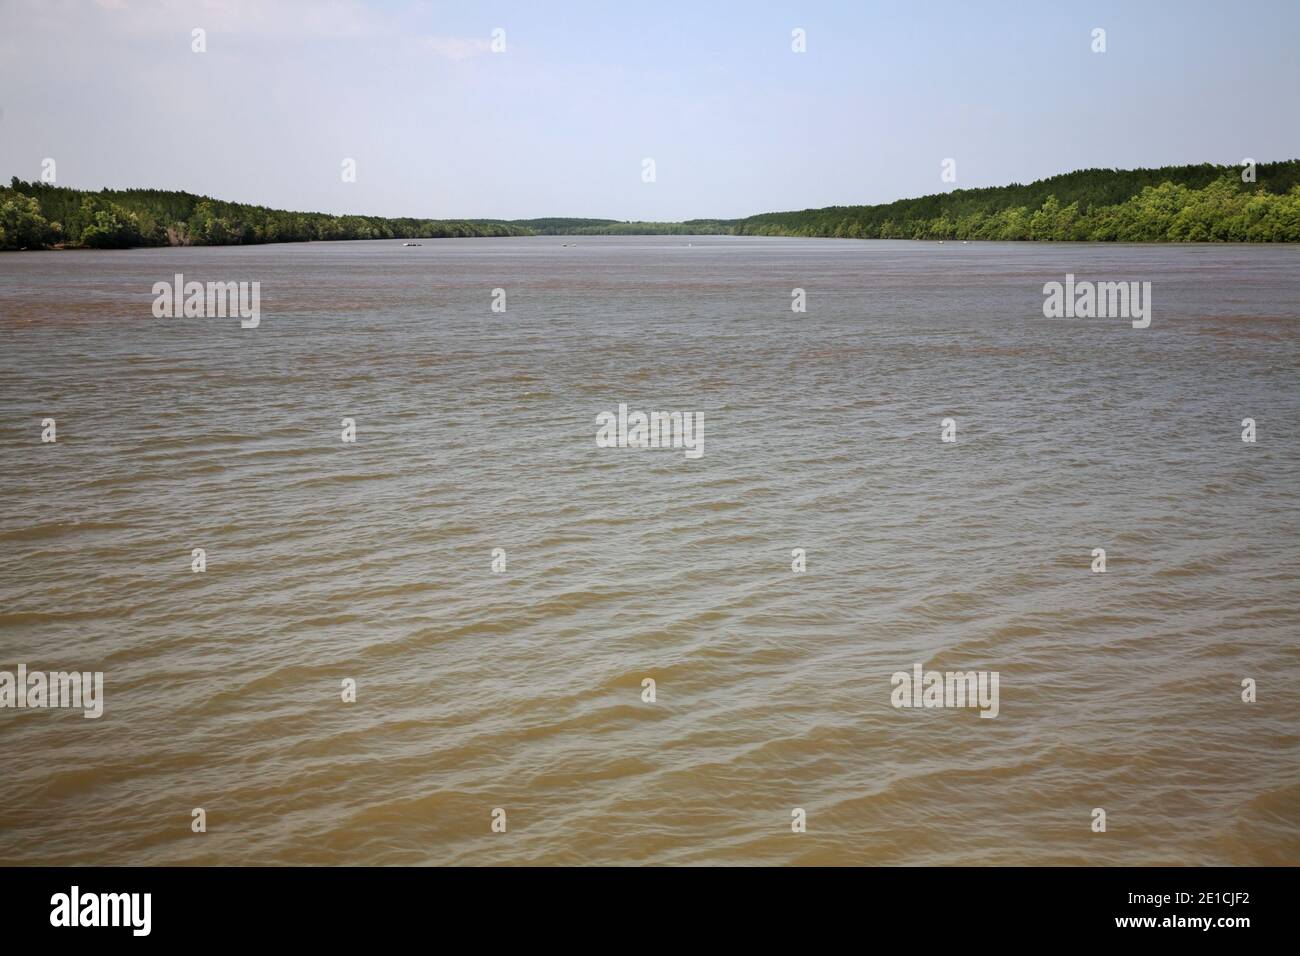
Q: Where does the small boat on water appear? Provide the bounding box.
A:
[403,242,422,246]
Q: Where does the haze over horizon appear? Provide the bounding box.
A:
[2,0,1299,221]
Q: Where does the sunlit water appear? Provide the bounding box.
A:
[1,236,1297,865]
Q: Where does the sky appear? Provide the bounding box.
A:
[1,0,1298,221]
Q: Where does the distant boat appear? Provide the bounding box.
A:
[403,242,422,246]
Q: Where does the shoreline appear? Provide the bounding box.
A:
[5,234,1299,253]
[6,159,1300,251]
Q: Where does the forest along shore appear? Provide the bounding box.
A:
[2,159,1299,250]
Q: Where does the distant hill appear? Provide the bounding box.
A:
[3,160,1298,250]
[505,218,734,235]
[732,160,1300,241]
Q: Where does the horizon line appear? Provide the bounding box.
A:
[10,158,1298,226]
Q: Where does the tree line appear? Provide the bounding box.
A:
[733,161,1300,242]
[4,161,1298,250]
[0,179,531,250]
[513,218,733,235]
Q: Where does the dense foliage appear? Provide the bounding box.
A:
[733,161,1300,242]
[0,178,531,250]
[3,161,1298,250]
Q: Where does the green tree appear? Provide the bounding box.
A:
[78,200,144,248]
[0,194,55,249]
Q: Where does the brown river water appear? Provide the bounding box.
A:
[1,236,1297,865]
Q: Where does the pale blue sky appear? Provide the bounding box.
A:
[1,0,1297,220]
